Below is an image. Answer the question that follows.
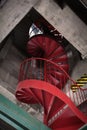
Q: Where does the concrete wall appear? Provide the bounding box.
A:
[35,0,87,58]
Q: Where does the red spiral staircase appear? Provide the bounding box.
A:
[15,35,87,130]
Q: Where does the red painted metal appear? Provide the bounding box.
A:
[16,58,87,129]
[16,79,87,130]
[27,35,69,86]
[15,34,87,129]
[34,17,63,43]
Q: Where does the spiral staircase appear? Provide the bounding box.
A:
[15,30,87,129]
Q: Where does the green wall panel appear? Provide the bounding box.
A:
[0,94,51,130]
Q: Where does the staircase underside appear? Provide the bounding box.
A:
[15,34,87,130]
[16,79,87,130]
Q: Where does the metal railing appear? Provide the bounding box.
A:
[19,58,87,109]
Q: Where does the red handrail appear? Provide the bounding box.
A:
[18,57,87,106]
[16,57,87,129]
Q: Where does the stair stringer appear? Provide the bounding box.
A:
[15,79,87,130]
